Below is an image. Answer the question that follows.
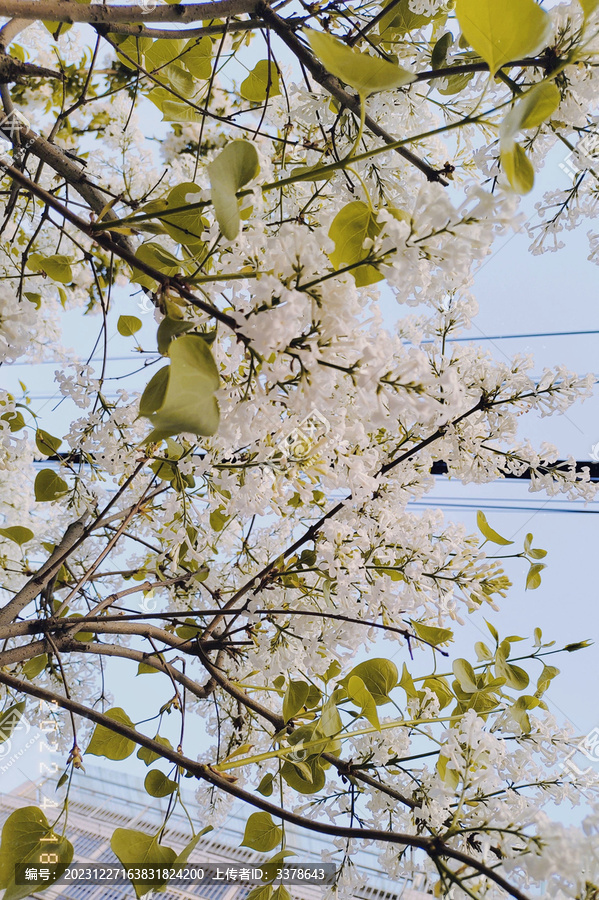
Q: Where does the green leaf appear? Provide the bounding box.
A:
[0,526,34,546]
[0,807,73,900]
[410,620,453,647]
[208,140,260,240]
[144,38,185,73]
[26,252,73,284]
[486,620,499,643]
[452,658,478,693]
[113,34,151,69]
[172,827,213,867]
[281,757,326,794]
[68,614,94,643]
[342,658,398,704]
[141,334,220,441]
[399,663,420,700]
[347,675,380,729]
[580,0,599,19]
[241,813,282,853]
[35,429,62,456]
[157,316,194,356]
[431,32,453,69]
[501,81,560,141]
[475,641,493,661]
[22,654,48,679]
[282,680,310,723]
[34,468,68,502]
[148,87,204,123]
[131,241,182,290]
[139,366,170,418]
[318,696,342,736]
[272,888,291,900]
[111,829,176,898]
[476,510,514,545]
[161,182,206,253]
[86,707,137,760]
[509,695,539,733]
[529,547,547,559]
[328,201,383,286]
[0,702,26,745]
[118,315,142,337]
[305,29,415,95]
[436,753,459,790]
[535,663,559,697]
[526,562,546,590]
[257,773,274,796]
[1,410,25,433]
[455,0,551,76]
[180,36,212,78]
[422,676,453,710]
[240,60,281,102]
[137,654,163,674]
[144,770,178,797]
[495,657,530,691]
[137,734,174,766]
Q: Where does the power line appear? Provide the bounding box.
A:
[419,329,599,343]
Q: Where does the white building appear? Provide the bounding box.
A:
[0,765,433,900]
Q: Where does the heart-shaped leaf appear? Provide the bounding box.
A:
[208,140,260,240]
[455,0,551,76]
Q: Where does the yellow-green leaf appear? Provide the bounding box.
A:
[501,142,535,194]
[347,675,380,729]
[476,510,514,545]
[241,812,282,853]
[305,28,415,95]
[0,807,73,900]
[501,81,560,144]
[140,334,220,441]
[130,241,182,290]
[181,36,212,79]
[0,526,34,546]
[137,734,174,766]
[208,140,260,240]
[144,770,178,798]
[111,829,176,898]
[22,654,48,680]
[161,182,206,253]
[342,658,398,704]
[455,0,551,76]
[35,429,62,456]
[411,620,453,647]
[118,315,142,337]
[26,253,73,284]
[240,60,281,102]
[86,707,137,760]
[328,200,383,287]
[34,469,68,502]
[580,0,599,19]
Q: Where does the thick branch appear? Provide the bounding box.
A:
[0,514,89,626]
[0,1,257,24]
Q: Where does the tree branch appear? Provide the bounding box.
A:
[0,1,258,25]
